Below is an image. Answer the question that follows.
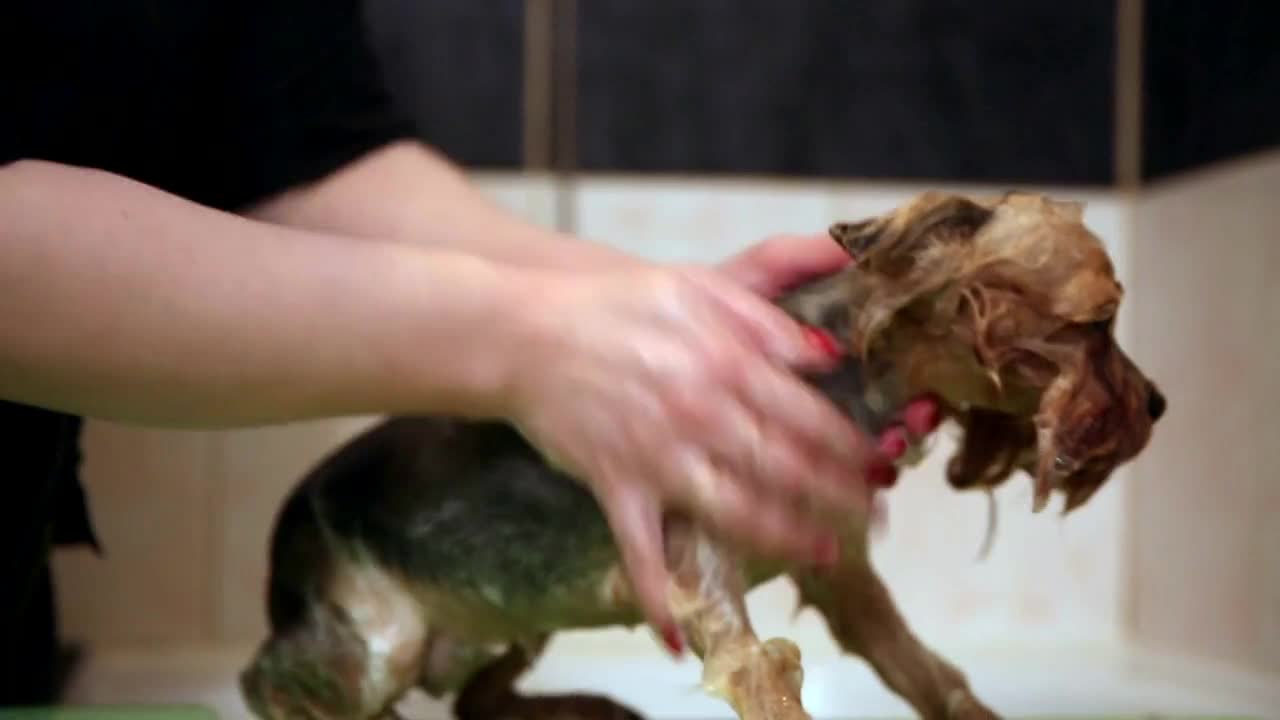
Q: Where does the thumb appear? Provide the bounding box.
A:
[682,270,838,371]
[719,233,851,298]
[599,482,682,657]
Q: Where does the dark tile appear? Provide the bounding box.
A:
[362,0,524,168]
[1142,2,1280,181]
[575,1,1117,185]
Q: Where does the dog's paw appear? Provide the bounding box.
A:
[946,689,1002,720]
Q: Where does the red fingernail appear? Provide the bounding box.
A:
[801,326,843,358]
[868,463,898,488]
[905,396,941,436]
[880,427,908,459]
[663,625,685,656]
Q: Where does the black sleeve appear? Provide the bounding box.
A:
[218,0,419,209]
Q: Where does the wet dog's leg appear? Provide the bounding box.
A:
[451,638,644,720]
[793,547,999,720]
[665,520,812,720]
[239,600,425,720]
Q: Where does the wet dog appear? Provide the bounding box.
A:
[240,191,1165,720]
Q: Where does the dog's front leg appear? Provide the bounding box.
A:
[664,518,812,720]
[792,548,999,720]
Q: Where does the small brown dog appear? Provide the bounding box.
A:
[240,191,1165,720]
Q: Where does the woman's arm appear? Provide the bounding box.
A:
[0,159,531,427]
[242,140,860,299]
[0,157,890,643]
[243,140,645,272]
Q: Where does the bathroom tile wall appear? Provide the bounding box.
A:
[1124,149,1280,675]
[53,425,219,645]
[1140,2,1280,181]
[361,0,526,168]
[352,0,1280,186]
[573,1,1117,185]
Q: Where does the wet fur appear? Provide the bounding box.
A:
[241,192,1165,720]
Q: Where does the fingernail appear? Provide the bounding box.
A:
[801,326,843,358]
[905,396,941,436]
[814,534,839,566]
[663,625,685,656]
[879,427,908,459]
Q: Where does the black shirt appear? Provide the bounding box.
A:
[2,0,415,702]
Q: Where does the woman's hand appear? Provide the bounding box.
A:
[499,260,887,651]
[717,232,943,486]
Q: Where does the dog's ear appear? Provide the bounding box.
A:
[946,408,1038,491]
[828,193,994,277]
[830,193,996,358]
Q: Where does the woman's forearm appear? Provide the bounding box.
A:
[0,159,530,427]
[245,140,647,272]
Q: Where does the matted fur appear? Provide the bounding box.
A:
[829,190,1162,514]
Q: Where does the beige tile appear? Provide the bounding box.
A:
[470,171,563,230]
[865,432,1130,649]
[1258,218,1280,673]
[1126,150,1280,673]
[212,417,382,644]
[1261,468,1280,672]
[51,421,217,646]
[571,177,830,263]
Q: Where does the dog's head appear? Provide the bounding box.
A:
[829,191,1165,514]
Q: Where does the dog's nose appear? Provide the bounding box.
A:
[1146,383,1166,421]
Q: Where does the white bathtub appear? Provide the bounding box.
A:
[63,639,1280,719]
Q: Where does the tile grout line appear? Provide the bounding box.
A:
[521,0,555,170]
[1112,0,1146,649]
[204,431,228,644]
[550,0,579,235]
[1113,0,1145,191]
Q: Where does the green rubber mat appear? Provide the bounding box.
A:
[0,711,1258,720]
[0,707,216,720]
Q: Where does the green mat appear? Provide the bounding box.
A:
[0,710,1258,720]
[0,707,216,720]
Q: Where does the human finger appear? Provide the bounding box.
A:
[866,462,899,489]
[658,380,860,523]
[597,481,683,657]
[878,425,909,461]
[719,233,852,298]
[734,358,879,474]
[680,457,839,569]
[710,402,868,525]
[678,270,842,372]
[900,394,943,437]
